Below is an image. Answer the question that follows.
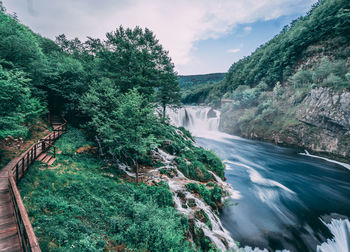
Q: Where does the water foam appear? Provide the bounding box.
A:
[300,150,350,171]
[317,218,350,252]
[247,168,294,194]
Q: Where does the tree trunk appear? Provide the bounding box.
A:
[162,103,166,119]
[136,162,139,184]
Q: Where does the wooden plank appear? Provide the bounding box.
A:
[42,155,52,164]
[0,189,9,194]
[0,206,14,218]
[0,232,21,252]
[0,216,17,230]
[0,195,11,207]
[36,153,46,162]
[46,158,56,166]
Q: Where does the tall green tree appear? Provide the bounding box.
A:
[80,79,159,182]
[0,66,45,139]
[157,64,181,118]
[97,26,179,97]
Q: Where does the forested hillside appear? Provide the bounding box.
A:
[179,73,226,104]
[179,73,225,89]
[0,2,231,251]
[183,0,350,160]
[184,0,350,104]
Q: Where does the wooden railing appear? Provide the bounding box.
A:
[7,117,67,252]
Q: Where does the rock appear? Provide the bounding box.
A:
[220,87,350,159]
[207,108,217,118]
[188,198,196,208]
[163,139,173,146]
[194,209,209,224]
[6,135,15,141]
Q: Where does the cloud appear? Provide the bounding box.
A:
[3,0,316,70]
[227,48,241,54]
[243,26,252,32]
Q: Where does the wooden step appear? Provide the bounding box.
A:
[47,157,56,166]
[36,153,47,162]
[42,155,52,164]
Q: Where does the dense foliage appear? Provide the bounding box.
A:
[180,73,226,105]
[0,4,180,139]
[184,0,350,104]
[0,2,228,251]
[0,66,45,138]
[19,129,194,252]
[179,73,225,90]
[186,183,223,209]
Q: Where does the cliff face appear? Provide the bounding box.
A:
[295,88,350,156]
[219,87,350,160]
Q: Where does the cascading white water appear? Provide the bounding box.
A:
[167,106,220,136]
[317,218,350,252]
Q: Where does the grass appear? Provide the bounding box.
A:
[19,128,194,252]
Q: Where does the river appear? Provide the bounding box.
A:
[168,106,350,252]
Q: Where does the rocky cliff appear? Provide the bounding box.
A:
[219,87,350,161]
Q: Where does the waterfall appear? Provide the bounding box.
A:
[167,106,220,136]
[317,218,350,252]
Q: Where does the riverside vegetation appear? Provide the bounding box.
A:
[182,0,350,160]
[0,2,231,251]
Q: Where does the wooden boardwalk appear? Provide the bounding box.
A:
[0,115,66,252]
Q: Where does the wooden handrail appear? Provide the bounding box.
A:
[6,115,67,252]
[9,175,41,252]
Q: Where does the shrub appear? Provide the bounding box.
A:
[186,183,223,209]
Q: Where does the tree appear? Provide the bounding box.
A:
[157,64,181,118]
[97,26,178,97]
[80,80,159,183]
[0,66,45,139]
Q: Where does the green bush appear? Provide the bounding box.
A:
[186,183,223,209]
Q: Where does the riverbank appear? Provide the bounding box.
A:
[19,127,240,251]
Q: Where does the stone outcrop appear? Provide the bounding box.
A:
[219,87,350,160]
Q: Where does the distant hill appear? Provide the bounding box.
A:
[178,73,226,90]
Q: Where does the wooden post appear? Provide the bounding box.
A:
[22,157,25,178]
[42,141,45,152]
[34,144,37,158]
[53,146,56,158]
[27,153,29,170]
[16,164,19,184]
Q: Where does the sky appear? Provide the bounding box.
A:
[3,0,317,75]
